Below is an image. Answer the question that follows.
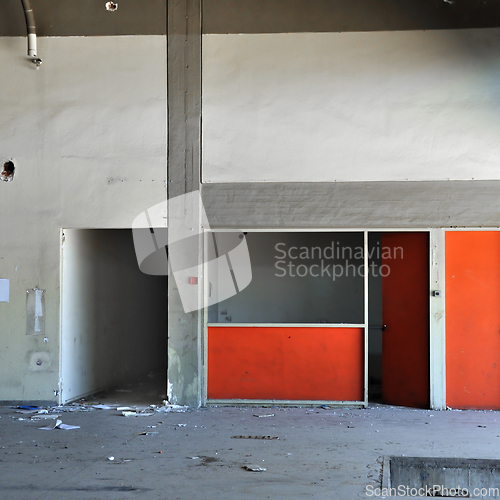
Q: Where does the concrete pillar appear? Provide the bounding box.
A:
[167,0,202,407]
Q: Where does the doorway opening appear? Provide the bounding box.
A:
[60,229,168,404]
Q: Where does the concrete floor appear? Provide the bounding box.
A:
[1,390,499,500]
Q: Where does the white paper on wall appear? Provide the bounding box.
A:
[0,279,9,302]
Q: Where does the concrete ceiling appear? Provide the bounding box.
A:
[2,0,500,37]
[0,0,166,36]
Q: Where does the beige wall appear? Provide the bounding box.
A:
[203,29,500,183]
[0,36,166,401]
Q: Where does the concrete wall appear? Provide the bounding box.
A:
[2,0,497,406]
[0,36,166,402]
[61,230,167,403]
[203,29,500,183]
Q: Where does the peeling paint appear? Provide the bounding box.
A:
[26,288,45,336]
[167,380,175,404]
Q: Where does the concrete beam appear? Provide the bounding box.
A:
[202,181,500,229]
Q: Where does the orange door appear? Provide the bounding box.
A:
[382,232,430,408]
[446,231,500,410]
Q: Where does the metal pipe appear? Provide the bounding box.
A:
[20,0,37,58]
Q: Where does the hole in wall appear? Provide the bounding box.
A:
[1,161,15,182]
[105,2,118,11]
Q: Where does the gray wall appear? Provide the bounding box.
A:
[61,230,167,403]
[0,36,166,402]
[203,29,500,184]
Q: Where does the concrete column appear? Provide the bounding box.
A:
[167,0,202,406]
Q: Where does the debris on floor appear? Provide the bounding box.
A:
[108,458,134,464]
[231,435,279,440]
[122,410,155,417]
[160,401,189,413]
[16,405,40,412]
[38,419,80,430]
[31,413,61,420]
[242,466,267,472]
[3,403,500,498]
[253,413,275,418]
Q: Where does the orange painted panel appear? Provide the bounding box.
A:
[382,232,430,408]
[207,327,364,401]
[446,231,500,410]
